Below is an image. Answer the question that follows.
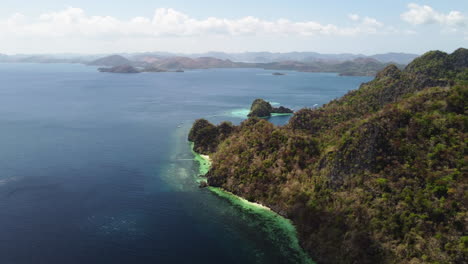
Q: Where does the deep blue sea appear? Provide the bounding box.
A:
[0,63,371,264]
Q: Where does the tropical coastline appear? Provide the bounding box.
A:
[188,49,468,263]
[2,1,465,263]
[191,143,314,264]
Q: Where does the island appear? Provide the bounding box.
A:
[98,65,140,73]
[142,66,167,72]
[189,48,468,264]
[97,65,185,74]
[247,99,293,118]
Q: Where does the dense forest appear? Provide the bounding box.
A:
[189,48,468,264]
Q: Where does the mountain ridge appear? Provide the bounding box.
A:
[189,48,468,264]
[0,51,419,64]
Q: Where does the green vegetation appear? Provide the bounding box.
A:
[189,48,468,264]
[247,99,293,118]
[188,119,235,153]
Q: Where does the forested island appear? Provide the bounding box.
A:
[189,48,467,264]
[248,99,293,118]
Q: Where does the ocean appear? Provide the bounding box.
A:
[0,63,371,263]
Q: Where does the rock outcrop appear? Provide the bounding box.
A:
[247,99,293,117]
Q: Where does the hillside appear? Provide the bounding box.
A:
[189,48,468,264]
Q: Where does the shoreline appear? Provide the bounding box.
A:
[191,142,314,264]
[229,108,294,119]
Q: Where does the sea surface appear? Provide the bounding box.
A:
[0,63,371,264]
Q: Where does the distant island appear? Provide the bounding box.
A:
[98,65,140,73]
[89,54,404,76]
[98,63,185,74]
[189,48,468,264]
[0,51,419,76]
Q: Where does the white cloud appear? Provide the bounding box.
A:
[362,17,383,28]
[348,14,360,21]
[0,7,386,39]
[345,14,384,34]
[401,3,466,27]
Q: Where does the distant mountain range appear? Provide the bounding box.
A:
[184,52,419,64]
[88,55,132,67]
[122,51,418,64]
[0,51,419,64]
[0,51,419,76]
[93,54,405,76]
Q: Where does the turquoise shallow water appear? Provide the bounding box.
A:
[0,63,371,263]
[192,150,313,264]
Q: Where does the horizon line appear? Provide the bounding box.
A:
[1,50,426,56]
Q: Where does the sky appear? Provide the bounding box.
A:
[0,0,467,55]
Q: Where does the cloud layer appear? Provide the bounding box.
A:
[0,7,385,38]
[0,4,465,54]
[401,3,466,27]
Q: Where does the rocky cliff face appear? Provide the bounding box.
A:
[189,49,467,264]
